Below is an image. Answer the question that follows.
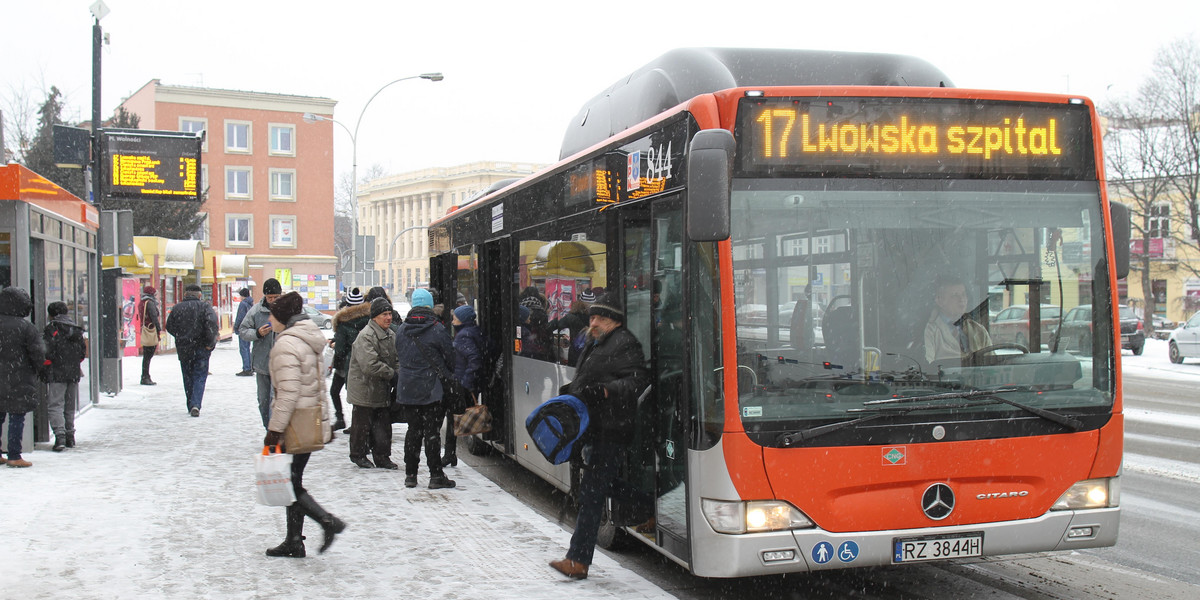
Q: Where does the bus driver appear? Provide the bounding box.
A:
[924,274,992,363]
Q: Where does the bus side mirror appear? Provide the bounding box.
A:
[1110,202,1130,280]
[686,129,735,242]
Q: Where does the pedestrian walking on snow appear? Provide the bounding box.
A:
[165,284,219,417]
[138,285,161,385]
[262,291,346,557]
[395,288,457,489]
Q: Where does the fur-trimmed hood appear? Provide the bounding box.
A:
[332,301,371,329]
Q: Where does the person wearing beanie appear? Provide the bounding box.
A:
[43,301,87,451]
[394,289,457,489]
[234,287,256,376]
[549,299,590,366]
[239,278,285,427]
[262,290,346,558]
[347,295,399,470]
[0,287,44,468]
[165,284,220,417]
[138,284,161,385]
[328,287,374,432]
[550,290,649,580]
[443,303,484,467]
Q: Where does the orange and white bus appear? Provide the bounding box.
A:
[427,48,1126,577]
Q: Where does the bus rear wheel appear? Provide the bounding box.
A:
[465,434,491,456]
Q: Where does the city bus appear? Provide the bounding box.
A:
[425,48,1127,577]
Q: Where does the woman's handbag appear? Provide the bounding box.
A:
[254,446,295,506]
[453,401,492,436]
[282,405,325,454]
[140,324,158,347]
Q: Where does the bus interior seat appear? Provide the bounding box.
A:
[822,303,858,370]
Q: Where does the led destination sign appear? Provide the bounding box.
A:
[105,131,202,201]
[737,97,1095,180]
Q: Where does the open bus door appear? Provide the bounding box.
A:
[477,237,512,453]
[600,195,690,562]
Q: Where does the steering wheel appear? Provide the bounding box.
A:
[964,342,1028,365]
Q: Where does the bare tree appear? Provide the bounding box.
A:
[1,81,40,163]
[332,163,386,287]
[1146,37,1200,242]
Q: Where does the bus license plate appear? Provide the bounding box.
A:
[893,533,983,563]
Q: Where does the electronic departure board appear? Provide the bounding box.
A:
[736,97,1096,180]
[104,131,203,201]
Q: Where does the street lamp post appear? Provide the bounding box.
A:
[303,72,443,289]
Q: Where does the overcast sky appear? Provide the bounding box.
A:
[4,0,1198,179]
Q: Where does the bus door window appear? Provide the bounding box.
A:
[650,198,688,544]
[545,214,607,366]
[476,239,513,448]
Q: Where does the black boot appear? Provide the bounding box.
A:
[65,433,75,448]
[333,413,346,432]
[266,504,306,557]
[295,493,346,554]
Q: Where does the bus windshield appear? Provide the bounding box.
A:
[730,178,1116,447]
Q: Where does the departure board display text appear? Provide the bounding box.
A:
[737,97,1095,180]
[105,131,202,201]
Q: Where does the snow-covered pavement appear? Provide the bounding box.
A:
[1,340,675,599]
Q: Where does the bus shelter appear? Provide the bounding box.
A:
[0,164,100,446]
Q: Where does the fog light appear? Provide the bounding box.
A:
[1067,526,1095,539]
[762,549,796,563]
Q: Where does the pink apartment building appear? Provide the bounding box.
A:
[118,80,341,308]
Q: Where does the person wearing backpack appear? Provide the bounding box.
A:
[43,301,87,451]
[549,292,650,580]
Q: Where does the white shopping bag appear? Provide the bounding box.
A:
[254,447,296,506]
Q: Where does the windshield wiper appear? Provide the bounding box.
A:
[863,387,1085,431]
[775,387,1084,446]
[776,394,1005,446]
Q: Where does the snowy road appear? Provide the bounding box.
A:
[1,341,673,599]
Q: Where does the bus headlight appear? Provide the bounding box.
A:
[1051,477,1120,510]
[701,498,814,534]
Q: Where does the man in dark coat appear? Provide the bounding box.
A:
[328,287,367,431]
[0,287,46,468]
[165,284,220,417]
[234,287,254,376]
[394,288,457,489]
[139,285,161,385]
[444,304,486,467]
[550,291,649,580]
[43,301,87,451]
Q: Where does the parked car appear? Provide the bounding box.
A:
[1168,312,1200,363]
[1056,304,1144,355]
[303,306,332,329]
[990,304,1061,348]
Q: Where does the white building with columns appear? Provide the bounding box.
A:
[357,161,543,295]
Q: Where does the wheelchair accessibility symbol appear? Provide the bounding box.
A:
[838,541,860,563]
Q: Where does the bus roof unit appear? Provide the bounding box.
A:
[560,47,954,159]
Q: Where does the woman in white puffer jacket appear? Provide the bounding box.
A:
[262,291,345,558]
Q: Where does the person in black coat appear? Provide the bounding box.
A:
[43,301,87,451]
[165,284,219,417]
[394,288,457,490]
[139,285,161,385]
[550,292,649,580]
[443,304,486,467]
[0,287,46,468]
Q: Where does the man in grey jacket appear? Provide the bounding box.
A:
[238,278,282,427]
[347,297,398,469]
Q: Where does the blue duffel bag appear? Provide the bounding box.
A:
[525,394,590,465]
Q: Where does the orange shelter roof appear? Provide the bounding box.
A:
[0,164,99,229]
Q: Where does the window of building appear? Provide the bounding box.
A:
[270,215,297,248]
[1150,204,1170,239]
[269,124,295,156]
[225,167,251,199]
[192,213,210,247]
[180,117,208,151]
[200,165,209,195]
[225,120,251,153]
[270,169,296,201]
[226,214,253,247]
